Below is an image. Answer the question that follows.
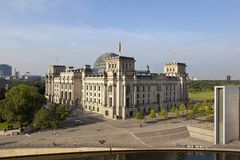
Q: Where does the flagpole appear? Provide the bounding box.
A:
[118,42,121,56]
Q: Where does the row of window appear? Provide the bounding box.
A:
[137,93,151,99]
[136,99,151,105]
[54,83,72,89]
[86,92,101,97]
[136,86,151,92]
[86,85,101,91]
[85,105,100,112]
[166,67,175,72]
[86,98,101,104]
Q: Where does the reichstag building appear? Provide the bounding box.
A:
[45,53,189,119]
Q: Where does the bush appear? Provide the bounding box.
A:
[173,108,180,118]
[135,111,144,120]
[149,109,156,119]
[160,108,168,120]
[170,107,176,113]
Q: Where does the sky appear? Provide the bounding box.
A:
[0,0,240,79]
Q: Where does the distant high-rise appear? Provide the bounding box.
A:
[227,75,231,82]
[0,64,12,77]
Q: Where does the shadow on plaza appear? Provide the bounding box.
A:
[61,115,106,130]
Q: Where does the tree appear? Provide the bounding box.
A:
[198,106,206,117]
[56,104,69,120]
[206,106,214,115]
[135,111,144,127]
[48,104,69,129]
[170,107,176,113]
[192,102,200,117]
[185,110,194,120]
[149,109,156,119]
[33,104,69,130]
[160,108,168,120]
[188,104,193,110]
[135,111,144,120]
[179,104,186,115]
[173,108,180,118]
[0,84,46,131]
[34,108,51,129]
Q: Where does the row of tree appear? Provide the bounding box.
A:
[189,80,240,92]
[0,84,68,132]
[135,102,214,122]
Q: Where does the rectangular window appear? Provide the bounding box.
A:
[148,94,150,98]
[137,94,139,98]
[148,86,150,91]
[137,100,139,105]
[94,86,96,90]
[143,94,145,98]
[137,86,140,92]
[98,86,101,91]
[142,100,145,104]
[148,99,150,104]
[143,86,145,92]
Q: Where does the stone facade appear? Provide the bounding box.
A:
[45,53,189,119]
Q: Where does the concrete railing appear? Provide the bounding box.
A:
[186,126,214,142]
[0,129,20,136]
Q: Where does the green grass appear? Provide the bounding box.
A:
[0,122,20,131]
[0,122,8,131]
[189,90,214,101]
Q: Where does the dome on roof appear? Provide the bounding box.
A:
[93,53,118,73]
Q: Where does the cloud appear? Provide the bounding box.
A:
[5,0,60,13]
[0,23,239,79]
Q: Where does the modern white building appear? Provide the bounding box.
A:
[45,53,189,119]
[214,86,240,145]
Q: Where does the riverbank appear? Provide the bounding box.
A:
[0,146,240,159]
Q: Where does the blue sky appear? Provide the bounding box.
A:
[0,0,240,79]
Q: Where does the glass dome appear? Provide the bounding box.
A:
[93,53,118,73]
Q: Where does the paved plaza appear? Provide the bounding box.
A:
[0,111,214,148]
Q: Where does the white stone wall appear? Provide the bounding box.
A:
[214,86,240,145]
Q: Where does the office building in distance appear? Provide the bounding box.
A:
[0,64,12,77]
[45,53,189,119]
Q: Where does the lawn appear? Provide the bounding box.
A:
[0,122,8,131]
[189,90,214,101]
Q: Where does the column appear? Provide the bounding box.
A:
[112,84,116,118]
[134,85,137,106]
[122,84,126,119]
[104,84,107,106]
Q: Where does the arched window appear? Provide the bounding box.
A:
[108,85,112,92]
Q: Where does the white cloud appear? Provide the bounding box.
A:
[5,0,60,13]
[0,23,239,79]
